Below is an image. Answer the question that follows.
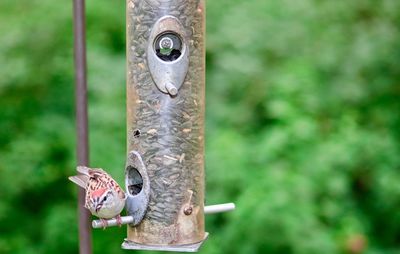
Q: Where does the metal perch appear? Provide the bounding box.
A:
[204,203,236,214]
[92,203,235,229]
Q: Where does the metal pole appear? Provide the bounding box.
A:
[73,0,92,253]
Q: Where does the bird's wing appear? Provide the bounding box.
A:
[104,174,126,200]
[76,166,125,199]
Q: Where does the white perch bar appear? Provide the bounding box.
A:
[204,203,236,214]
[92,216,134,229]
[92,203,235,229]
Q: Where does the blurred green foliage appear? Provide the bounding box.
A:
[0,0,399,253]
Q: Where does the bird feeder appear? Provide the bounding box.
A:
[91,0,234,252]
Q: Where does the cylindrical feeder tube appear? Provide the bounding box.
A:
[125,0,205,247]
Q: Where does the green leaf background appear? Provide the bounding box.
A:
[0,0,399,253]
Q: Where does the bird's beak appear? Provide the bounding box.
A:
[95,204,101,213]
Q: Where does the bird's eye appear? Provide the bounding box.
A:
[103,196,107,202]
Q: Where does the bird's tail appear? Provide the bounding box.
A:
[77,165,91,176]
[69,166,91,188]
[68,174,89,189]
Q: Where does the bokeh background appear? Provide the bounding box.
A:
[1,0,400,253]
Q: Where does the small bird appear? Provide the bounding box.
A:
[69,166,126,228]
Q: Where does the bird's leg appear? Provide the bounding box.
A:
[101,218,108,229]
[116,215,122,227]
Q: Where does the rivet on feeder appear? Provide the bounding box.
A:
[184,206,193,215]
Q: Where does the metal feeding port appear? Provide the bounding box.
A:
[124,151,150,226]
[147,15,189,97]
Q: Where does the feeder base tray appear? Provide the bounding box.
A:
[121,233,209,252]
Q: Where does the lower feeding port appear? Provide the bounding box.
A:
[124,151,150,226]
[126,166,143,195]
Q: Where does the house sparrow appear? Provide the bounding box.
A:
[69,166,126,228]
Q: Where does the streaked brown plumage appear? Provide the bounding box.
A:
[69,166,126,227]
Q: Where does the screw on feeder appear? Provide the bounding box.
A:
[155,33,181,60]
[159,36,173,51]
[183,206,193,215]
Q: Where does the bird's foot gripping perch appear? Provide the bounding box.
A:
[96,215,123,229]
[100,219,108,229]
[116,215,123,227]
[92,215,135,229]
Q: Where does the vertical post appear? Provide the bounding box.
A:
[125,0,206,248]
[73,0,92,253]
